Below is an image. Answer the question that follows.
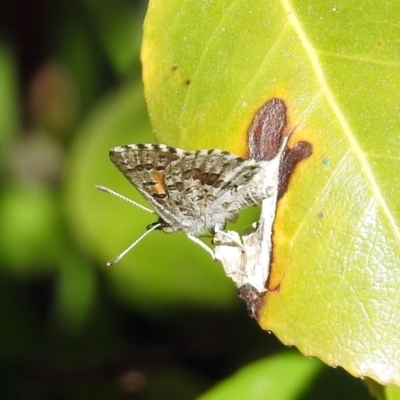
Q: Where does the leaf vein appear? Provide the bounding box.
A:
[281,0,400,242]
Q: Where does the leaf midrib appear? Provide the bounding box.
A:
[281,0,400,241]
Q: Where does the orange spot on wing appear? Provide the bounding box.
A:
[148,171,168,197]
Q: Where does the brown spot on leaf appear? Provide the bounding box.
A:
[248,98,287,161]
[278,141,312,199]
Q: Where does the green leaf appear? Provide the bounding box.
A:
[82,0,143,75]
[197,352,322,400]
[366,379,400,400]
[0,42,18,169]
[0,184,63,273]
[142,0,400,385]
[52,256,98,333]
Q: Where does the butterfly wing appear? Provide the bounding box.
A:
[109,144,185,230]
[163,149,272,235]
[110,144,272,236]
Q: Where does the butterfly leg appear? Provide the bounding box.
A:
[187,234,215,260]
[214,228,245,252]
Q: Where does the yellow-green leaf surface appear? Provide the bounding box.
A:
[142,0,400,385]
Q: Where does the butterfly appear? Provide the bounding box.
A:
[97,143,275,265]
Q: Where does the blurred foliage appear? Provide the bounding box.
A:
[0,0,381,399]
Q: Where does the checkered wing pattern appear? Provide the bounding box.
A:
[110,144,271,235]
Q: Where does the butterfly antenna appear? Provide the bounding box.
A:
[107,222,162,266]
[95,184,155,214]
